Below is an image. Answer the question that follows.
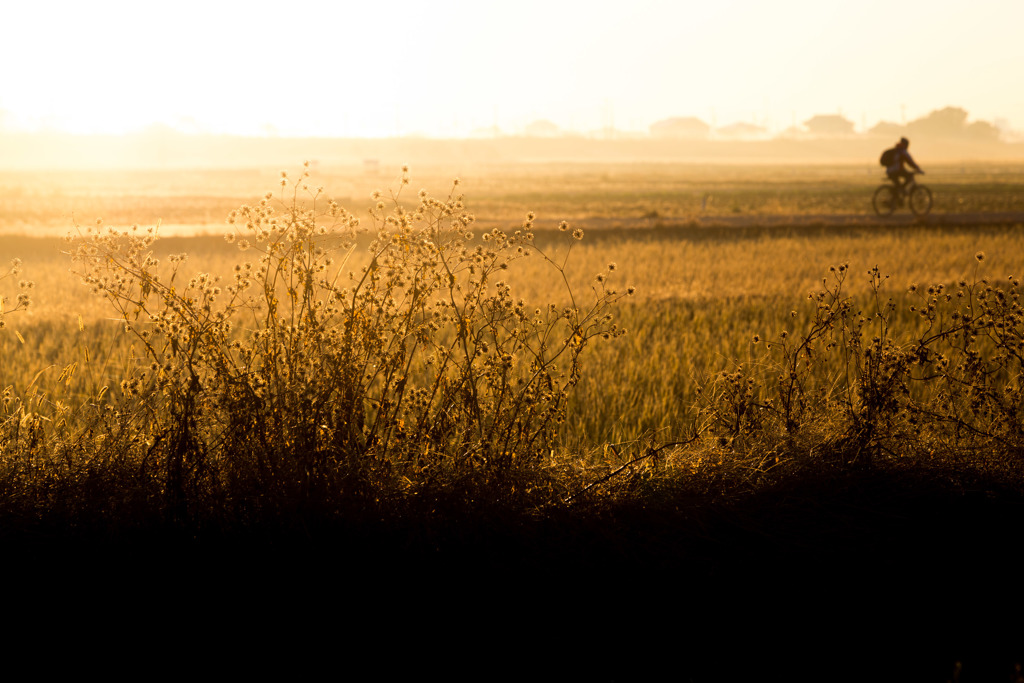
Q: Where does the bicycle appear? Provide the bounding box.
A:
[873,172,932,217]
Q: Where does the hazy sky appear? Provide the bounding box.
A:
[3,0,1021,137]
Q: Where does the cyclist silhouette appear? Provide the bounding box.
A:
[884,137,924,195]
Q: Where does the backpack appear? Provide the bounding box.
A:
[880,148,897,167]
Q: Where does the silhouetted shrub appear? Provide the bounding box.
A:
[69,165,630,515]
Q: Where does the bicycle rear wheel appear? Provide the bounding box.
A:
[873,185,897,217]
[909,185,933,217]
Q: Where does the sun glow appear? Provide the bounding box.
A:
[2,0,1023,138]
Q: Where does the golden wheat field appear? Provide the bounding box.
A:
[2,162,1023,450]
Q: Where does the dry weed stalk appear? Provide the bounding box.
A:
[69,165,631,508]
[698,254,1024,467]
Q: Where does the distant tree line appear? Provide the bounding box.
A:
[640,106,1004,142]
[868,107,1000,141]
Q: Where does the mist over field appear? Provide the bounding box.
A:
[2,125,1022,171]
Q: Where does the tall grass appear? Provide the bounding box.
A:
[56,165,630,519]
[674,253,1024,480]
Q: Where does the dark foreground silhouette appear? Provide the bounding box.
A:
[3,456,1021,681]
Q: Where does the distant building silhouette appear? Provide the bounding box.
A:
[523,119,561,138]
[649,117,710,140]
[868,121,904,138]
[803,114,855,136]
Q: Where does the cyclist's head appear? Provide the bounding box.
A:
[898,137,909,148]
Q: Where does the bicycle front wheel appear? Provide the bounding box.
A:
[873,185,897,217]
[909,185,933,217]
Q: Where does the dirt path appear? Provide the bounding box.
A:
[5,211,1024,239]
[480,211,1024,233]
[684,211,1024,229]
